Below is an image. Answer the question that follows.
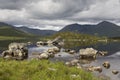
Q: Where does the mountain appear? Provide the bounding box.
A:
[16,26,57,36]
[59,21,120,37]
[0,22,32,37]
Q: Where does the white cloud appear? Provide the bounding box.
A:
[72,0,120,20]
[26,0,94,19]
[0,9,29,22]
[0,0,120,31]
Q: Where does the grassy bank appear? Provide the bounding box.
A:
[45,32,106,48]
[0,59,100,80]
[0,36,26,40]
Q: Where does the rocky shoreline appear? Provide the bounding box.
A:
[1,37,119,80]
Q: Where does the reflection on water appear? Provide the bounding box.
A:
[71,42,120,56]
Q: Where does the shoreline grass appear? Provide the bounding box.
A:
[0,36,26,40]
[0,59,100,80]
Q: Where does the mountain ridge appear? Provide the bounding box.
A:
[0,22,33,37]
[59,21,120,37]
[16,26,57,36]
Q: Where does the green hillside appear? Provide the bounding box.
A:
[0,22,36,41]
[0,26,32,37]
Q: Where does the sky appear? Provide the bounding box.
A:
[0,0,120,31]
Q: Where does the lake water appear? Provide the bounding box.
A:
[28,41,120,80]
[0,40,120,80]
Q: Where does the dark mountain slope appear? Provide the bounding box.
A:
[59,21,120,37]
[0,22,32,37]
[16,26,56,36]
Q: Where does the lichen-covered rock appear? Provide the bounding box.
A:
[47,40,53,46]
[70,59,80,66]
[69,50,76,54]
[52,36,64,48]
[27,42,32,45]
[47,47,60,54]
[52,47,60,53]
[38,52,49,59]
[8,43,27,50]
[87,66,102,73]
[36,41,48,46]
[2,43,28,60]
[36,41,44,46]
[79,48,98,59]
[98,51,108,56]
[47,49,56,54]
[2,50,13,57]
[65,59,80,67]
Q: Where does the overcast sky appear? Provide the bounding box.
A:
[0,0,120,31]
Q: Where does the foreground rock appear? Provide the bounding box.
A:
[47,47,60,54]
[2,43,28,60]
[38,47,60,60]
[87,66,102,73]
[38,52,49,59]
[79,48,98,59]
[65,59,80,67]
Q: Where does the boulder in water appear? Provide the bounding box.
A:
[112,70,119,75]
[102,61,110,69]
[38,52,49,59]
[79,48,98,59]
[2,43,28,60]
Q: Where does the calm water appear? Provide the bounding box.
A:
[0,40,120,80]
[28,41,120,80]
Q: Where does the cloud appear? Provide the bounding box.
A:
[0,0,28,10]
[26,0,95,19]
[71,0,120,20]
[0,0,120,31]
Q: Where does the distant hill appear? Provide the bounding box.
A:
[59,21,120,37]
[16,26,56,36]
[0,22,33,37]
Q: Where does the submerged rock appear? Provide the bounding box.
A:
[97,74,110,80]
[112,70,119,75]
[102,61,110,69]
